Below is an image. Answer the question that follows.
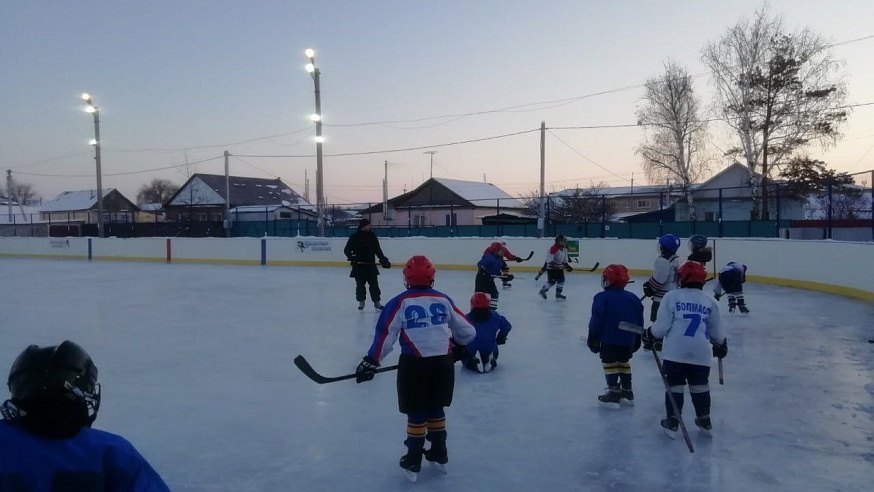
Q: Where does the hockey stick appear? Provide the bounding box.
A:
[652,349,695,453]
[294,355,398,384]
[521,251,535,261]
[617,322,694,453]
[718,358,724,385]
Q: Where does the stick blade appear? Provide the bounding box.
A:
[618,321,645,334]
[294,355,332,384]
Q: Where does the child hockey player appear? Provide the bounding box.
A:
[475,243,508,310]
[643,261,728,437]
[687,234,712,266]
[462,292,512,373]
[538,234,573,300]
[484,242,524,288]
[713,261,749,314]
[355,255,476,481]
[642,234,681,324]
[586,264,645,408]
[1,340,171,490]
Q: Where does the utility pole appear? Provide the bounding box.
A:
[304,169,310,203]
[383,160,390,222]
[224,150,231,237]
[424,151,437,226]
[6,170,12,222]
[537,121,546,237]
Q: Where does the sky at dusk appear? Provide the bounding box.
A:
[2,1,873,206]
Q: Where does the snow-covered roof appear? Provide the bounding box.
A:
[434,178,524,208]
[40,189,116,212]
[0,206,43,224]
[552,184,682,199]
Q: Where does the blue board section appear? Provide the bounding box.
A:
[260,238,266,265]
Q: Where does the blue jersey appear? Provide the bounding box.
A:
[367,288,476,362]
[476,253,504,276]
[0,420,170,491]
[588,288,645,346]
[464,311,512,355]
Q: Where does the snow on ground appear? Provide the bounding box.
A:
[0,258,872,492]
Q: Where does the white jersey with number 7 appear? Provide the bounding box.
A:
[651,288,725,366]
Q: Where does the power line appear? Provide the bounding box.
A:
[15,155,224,178]
[547,130,631,183]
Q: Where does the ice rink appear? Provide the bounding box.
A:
[1,258,872,491]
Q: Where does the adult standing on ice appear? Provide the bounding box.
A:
[344,218,391,310]
[354,255,476,481]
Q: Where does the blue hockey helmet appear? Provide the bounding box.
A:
[689,234,708,251]
[658,234,680,255]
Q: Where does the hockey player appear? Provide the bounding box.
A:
[475,243,508,310]
[643,261,728,436]
[687,234,712,266]
[586,264,645,408]
[1,340,171,491]
[642,234,681,324]
[355,255,476,481]
[483,242,524,288]
[713,261,749,314]
[344,218,392,311]
[538,234,573,300]
[462,292,512,373]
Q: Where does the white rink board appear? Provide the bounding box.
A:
[0,236,871,299]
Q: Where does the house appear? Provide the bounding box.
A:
[40,189,139,224]
[550,184,683,222]
[163,174,313,222]
[361,178,525,227]
[228,205,317,222]
[673,162,805,221]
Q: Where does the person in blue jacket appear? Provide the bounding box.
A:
[586,264,645,408]
[0,340,170,491]
[462,292,512,373]
[474,242,509,310]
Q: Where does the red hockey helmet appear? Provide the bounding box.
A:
[486,242,504,254]
[677,260,707,286]
[470,292,491,310]
[601,264,630,289]
[403,255,436,287]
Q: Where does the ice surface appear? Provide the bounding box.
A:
[0,259,871,491]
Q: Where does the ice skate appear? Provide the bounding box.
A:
[357,301,365,311]
[738,305,749,314]
[660,417,679,439]
[620,389,634,406]
[597,388,622,409]
[555,292,567,300]
[502,281,512,289]
[373,301,384,310]
[400,448,423,482]
[424,441,448,474]
[538,288,548,300]
[464,356,481,372]
[695,416,713,437]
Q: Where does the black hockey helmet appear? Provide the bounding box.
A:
[555,234,566,243]
[6,341,101,437]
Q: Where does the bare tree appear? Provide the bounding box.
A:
[636,61,710,221]
[702,5,848,219]
[551,183,616,223]
[136,178,179,205]
[11,182,38,205]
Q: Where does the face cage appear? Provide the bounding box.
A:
[64,380,101,426]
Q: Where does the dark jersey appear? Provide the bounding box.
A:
[0,420,170,491]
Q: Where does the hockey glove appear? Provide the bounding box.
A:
[712,338,728,359]
[496,333,507,345]
[586,335,601,354]
[642,282,655,299]
[632,334,642,353]
[564,264,573,272]
[642,328,662,352]
[379,258,391,269]
[355,356,379,383]
[514,257,524,263]
[450,338,466,362]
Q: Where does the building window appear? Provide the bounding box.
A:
[637,199,651,208]
[212,213,223,221]
[279,212,292,219]
[179,213,189,222]
[413,215,425,227]
[445,213,457,226]
[197,213,208,221]
[705,212,716,221]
